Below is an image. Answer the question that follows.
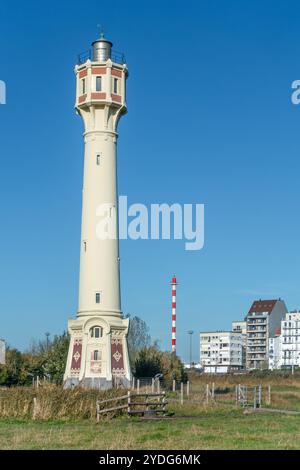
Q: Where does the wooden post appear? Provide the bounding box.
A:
[132,377,135,390]
[33,397,37,420]
[96,400,100,423]
[151,378,154,393]
[146,394,149,413]
[258,384,262,407]
[127,390,131,415]
[137,379,140,395]
[186,380,190,397]
[157,380,160,394]
[172,379,176,392]
[268,384,271,405]
[36,376,39,389]
[253,387,257,410]
[212,382,215,400]
[235,385,238,406]
[162,391,166,414]
[180,382,184,405]
[206,384,209,405]
[32,377,35,388]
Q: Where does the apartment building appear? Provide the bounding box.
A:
[246,299,287,369]
[268,334,281,370]
[200,331,243,373]
[279,311,300,369]
[232,321,247,368]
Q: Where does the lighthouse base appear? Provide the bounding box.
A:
[63,314,131,390]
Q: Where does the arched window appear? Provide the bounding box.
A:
[90,326,103,338]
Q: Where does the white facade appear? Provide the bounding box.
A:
[0,339,5,365]
[232,321,247,368]
[268,336,281,370]
[64,35,131,388]
[268,312,300,370]
[200,331,243,373]
[280,311,300,369]
[232,321,246,335]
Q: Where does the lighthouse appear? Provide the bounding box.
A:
[64,33,131,388]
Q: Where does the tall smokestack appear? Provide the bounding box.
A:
[171,275,177,353]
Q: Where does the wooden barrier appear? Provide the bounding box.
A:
[96,392,168,420]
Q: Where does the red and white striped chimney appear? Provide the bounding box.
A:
[171,275,177,353]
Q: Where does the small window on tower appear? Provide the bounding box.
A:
[96,154,101,165]
[82,78,86,94]
[83,241,87,252]
[93,350,100,361]
[113,78,118,94]
[95,292,101,304]
[96,76,102,92]
[90,326,103,338]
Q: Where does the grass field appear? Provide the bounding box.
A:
[0,406,300,450]
[1,373,300,450]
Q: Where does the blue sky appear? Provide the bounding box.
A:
[1,0,300,362]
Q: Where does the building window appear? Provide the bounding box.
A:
[93,350,100,361]
[82,78,86,94]
[83,241,87,252]
[90,326,103,338]
[113,78,118,94]
[96,76,102,92]
[96,154,101,165]
[96,292,101,304]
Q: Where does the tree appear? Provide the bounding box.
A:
[0,348,28,386]
[134,345,186,384]
[126,315,151,369]
[0,332,70,387]
[42,332,70,384]
[134,345,162,377]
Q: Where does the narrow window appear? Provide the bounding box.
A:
[96,292,101,304]
[90,326,103,338]
[113,77,118,94]
[82,78,86,94]
[96,76,102,92]
[83,241,87,252]
[96,154,101,165]
[93,350,99,361]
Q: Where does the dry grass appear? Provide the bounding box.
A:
[0,384,126,421]
[186,371,300,410]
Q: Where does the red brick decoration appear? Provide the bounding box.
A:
[111,93,121,103]
[91,92,106,100]
[78,94,87,103]
[111,337,125,376]
[71,338,82,371]
[92,67,107,75]
[112,68,122,78]
[79,69,87,78]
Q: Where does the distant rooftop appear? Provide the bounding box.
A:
[248,299,278,314]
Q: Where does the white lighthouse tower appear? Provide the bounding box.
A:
[64,33,131,388]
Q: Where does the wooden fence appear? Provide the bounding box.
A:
[96,391,167,421]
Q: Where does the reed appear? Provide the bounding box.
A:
[0,384,126,421]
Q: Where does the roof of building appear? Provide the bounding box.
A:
[200,330,242,335]
[248,299,278,315]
